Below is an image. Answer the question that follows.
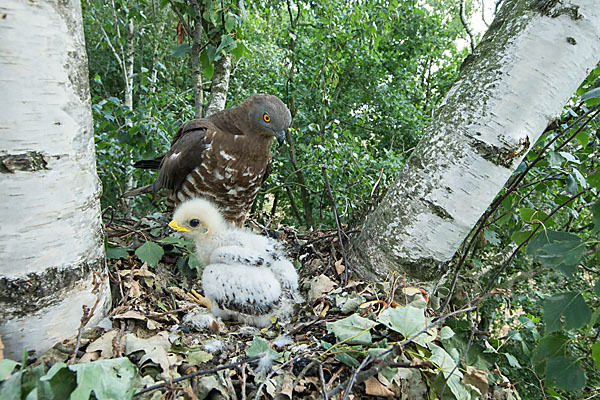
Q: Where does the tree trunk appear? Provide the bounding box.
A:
[0,0,110,359]
[205,53,232,117]
[349,0,600,281]
[124,18,135,115]
[190,20,204,118]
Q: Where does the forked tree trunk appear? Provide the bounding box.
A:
[205,53,232,117]
[350,0,600,281]
[0,0,110,359]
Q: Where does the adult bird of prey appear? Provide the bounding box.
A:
[129,94,292,226]
[169,198,300,328]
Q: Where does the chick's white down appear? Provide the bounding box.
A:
[171,198,300,327]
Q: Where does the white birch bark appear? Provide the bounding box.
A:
[190,21,204,118]
[205,53,232,117]
[0,0,110,359]
[350,0,600,281]
[124,18,135,114]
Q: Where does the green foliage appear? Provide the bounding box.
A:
[463,66,600,397]
[543,292,591,333]
[0,358,140,400]
[135,240,165,266]
[326,314,377,345]
[245,336,282,361]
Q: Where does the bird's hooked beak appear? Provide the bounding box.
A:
[168,219,191,233]
[275,130,286,147]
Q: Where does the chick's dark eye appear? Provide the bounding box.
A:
[189,219,200,227]
[263,113,271,123]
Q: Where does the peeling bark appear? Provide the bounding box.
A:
[205,54,232,117]
[350,0,600,281]
[0,0,110,359]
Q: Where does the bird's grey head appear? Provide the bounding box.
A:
[169,198,227,240]
[246,94,292,145]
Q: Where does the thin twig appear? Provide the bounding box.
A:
[318,364,329,400]
[69,272,107,364]
[134,356,260,397]
[341,355,371,400]
[322,166,350,284]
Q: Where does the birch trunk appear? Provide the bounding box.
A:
[190,21,204,118]
[0,0,110,359]
[350,0,600,281]
[124,18,135,115]
[205,53,232,117]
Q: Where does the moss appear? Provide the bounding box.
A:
[0,257,105,320]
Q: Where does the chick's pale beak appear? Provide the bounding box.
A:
[168,219,191,233]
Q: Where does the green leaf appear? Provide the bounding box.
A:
[532,335,567,365]
[171,43,190,57]
[565,174,578,195]
[0,370,22,399]
[589,170,600,190]
[187,349,213,366]
[135,241,164,267]
[581,87,600,101]
[231,40,248,60]
[511,230,534,247]
[544,292,591,333]
[245,336,281,360]
[483,229,500,245]
[595,280,600,297]
[38,363,77,400]
[224,13,237,32]
[321,341,360,367]
[518,208,552,227]
[545,356,586,391]
[526,231,583,277]
[428,343,460,378]
[327,314,376,345]
[592,201,600,232]
[215,35,237,55]
[0,360,19,380]
[68,358,138,400]
[106,246,129,260]
[377,306,433,346]
[592,342,600,368]
[504,352,521,368]
[575,130,589,148]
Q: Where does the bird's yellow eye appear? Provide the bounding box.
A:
[263,113,271,123]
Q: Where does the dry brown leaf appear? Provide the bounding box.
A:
[134,264,156,278]
[308,274,336,302]
[277,372,295,399]
[124,280,142,298]
[167,286,189,300]
[113,310,147,321]
[85,330,119,359]
[364,376,394,397]
[464,365,489,396]
[176,22,186,45]
[125,332,172,377]
[334,259,345,275]
[0,336,4,360]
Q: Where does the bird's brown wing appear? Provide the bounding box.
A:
[153,120,212,192]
